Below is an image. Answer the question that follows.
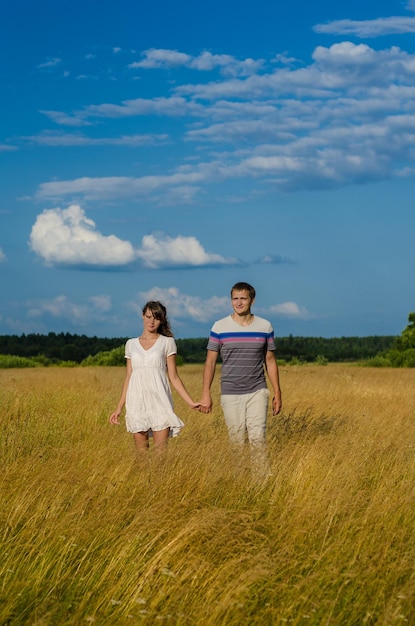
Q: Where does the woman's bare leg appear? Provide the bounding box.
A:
[133,431,149,453]
[152,428,170,452]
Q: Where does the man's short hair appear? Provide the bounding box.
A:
[231,282,256,299]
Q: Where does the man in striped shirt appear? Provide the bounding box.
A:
[200,282,282,448]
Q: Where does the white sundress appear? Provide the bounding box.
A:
[124,335,184,437]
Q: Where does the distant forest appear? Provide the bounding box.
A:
[0,333,397,364]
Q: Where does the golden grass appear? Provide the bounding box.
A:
[1,364,414,625]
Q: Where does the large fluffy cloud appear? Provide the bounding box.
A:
[135,233,238,268]
[29,205,136,267]
[29,205,238,269]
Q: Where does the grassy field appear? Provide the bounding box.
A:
[1,364,414,625]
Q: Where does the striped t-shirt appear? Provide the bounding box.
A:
[207,315,276,395]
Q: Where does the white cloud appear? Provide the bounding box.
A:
[256,254,294,265]
[32,42,415,195]
[186,119,294,143]
[35,166,211,202]
[267,301,310,319]
[0,248,6,262]
[272,53,299,66]
[29,205,236,269]
[37,57,61,69]
[178,42,415,100]
[131,48,191,68]
[40,110,92,127]
[84,96,202,119]
[135,286,229,322]
[135,233,239,269]
[129,48,263,77]
[34,108,415,197]
[0,144,17,152]
[159,185,202,205]
[314,17,415,37]
[29,205,136,267]
[24,131,169,147]
[87,295,112,311]
[134,289,309,324]
[27,294,112,325]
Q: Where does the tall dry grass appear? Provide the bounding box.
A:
[1,364,414,625]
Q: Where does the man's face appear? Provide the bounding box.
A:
[231,290,254,316]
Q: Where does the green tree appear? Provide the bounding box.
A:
[394,312,415,350]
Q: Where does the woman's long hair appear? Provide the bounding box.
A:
[142,301,173,337]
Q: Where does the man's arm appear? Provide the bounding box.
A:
[265,350,282,415]
[200,349,218,413]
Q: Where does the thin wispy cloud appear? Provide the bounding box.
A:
[0,248,7,262]
[135,286,230,322]
[135,287,310,324]
[34,89,415,196]
[40,97,203,127]
[29,41,414,198]
[37,57,62,69]
[27,294,112,324]
[129,48,263,77]
[314,16,415,37]
[0,144,17,152]
[256,254,295,265]
[40,110,93,127]
[24,131,169,147]
[35,165,214,202]
[84,96,203,119]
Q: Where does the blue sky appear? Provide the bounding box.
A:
[1,0,415,340]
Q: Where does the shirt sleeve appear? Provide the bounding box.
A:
[267,324,276,351]
[166,336,177,357]
[206,322,221,352]
[125,339,132,360]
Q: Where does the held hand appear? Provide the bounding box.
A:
[199,392,212,413]
[189,402,202,410]
[199,402,212,414]
[197,405,210,413]
[272,396,282,416]
[109,410,121,425]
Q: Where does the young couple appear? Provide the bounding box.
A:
[110,282,282,453]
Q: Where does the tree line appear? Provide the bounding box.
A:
[0,331,397,365]
[0,333,123,364]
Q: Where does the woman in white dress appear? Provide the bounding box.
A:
[109,301,200,451]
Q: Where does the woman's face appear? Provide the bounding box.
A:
[142,309,162,333]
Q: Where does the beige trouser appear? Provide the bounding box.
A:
[220,388,270,445]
